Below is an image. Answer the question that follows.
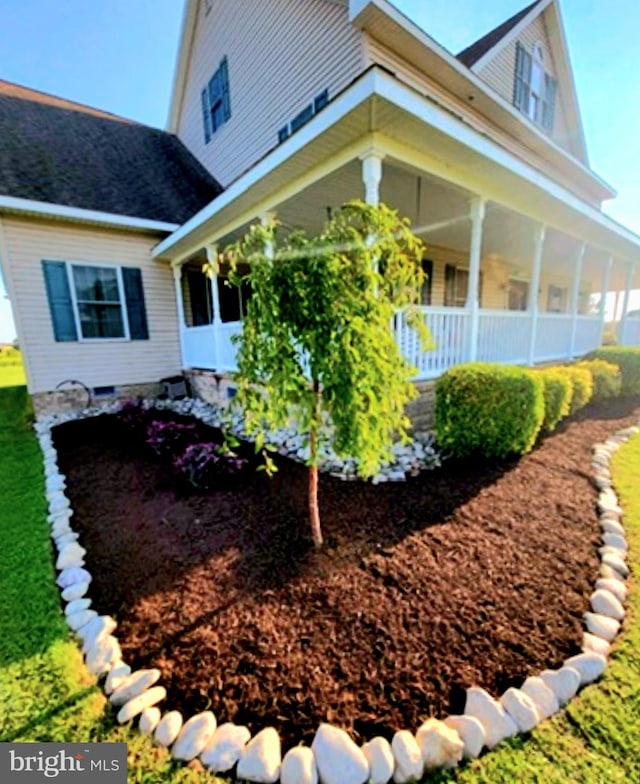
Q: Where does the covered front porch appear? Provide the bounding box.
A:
[154,69,640,380]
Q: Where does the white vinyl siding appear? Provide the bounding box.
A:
[176,0,364,186]
[1,217,181,394]
[475,13,572,156]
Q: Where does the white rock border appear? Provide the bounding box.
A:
[35,402,637,784]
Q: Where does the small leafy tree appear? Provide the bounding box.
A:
[215,201,430,547]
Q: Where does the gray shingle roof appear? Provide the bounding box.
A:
[0,80,222,225]
[457,1,541,68]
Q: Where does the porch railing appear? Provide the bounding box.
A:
[181,309,616,380]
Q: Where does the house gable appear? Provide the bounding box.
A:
[461,0,588,165]
[168,0,363,188]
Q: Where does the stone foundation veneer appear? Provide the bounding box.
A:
[32,382,163,415]
[35,400,636,783]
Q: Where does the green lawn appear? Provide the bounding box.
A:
[0,386,637,782]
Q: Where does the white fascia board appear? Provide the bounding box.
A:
[349,0,609,196]
[373,73,640,254]
[0,195,179,233]
[167,0,199,133]
[470,0,552,73]
[153,70,379,259]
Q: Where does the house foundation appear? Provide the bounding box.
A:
[32,381,163,415]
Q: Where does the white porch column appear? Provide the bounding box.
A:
[599,256,613,346]
[361,152,384,206]
[619,262,635,345]
[467,197,486,362]
[527,223,546,366]
[569,243,586,358]
[171,262,187,366]
[205,243,221,369]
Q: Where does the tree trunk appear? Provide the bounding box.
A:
[308,381,323,548]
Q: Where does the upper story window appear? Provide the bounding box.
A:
[514,41,557,133]
[201,57,231,144]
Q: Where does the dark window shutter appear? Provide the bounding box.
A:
[201,88,212,143]
[42,260,77,342]
[421,259,433,306]
[444,264,456,307]
[514,42,532,111]
[221,57,231,121]
[122,267,149,340]
[542,75,557,132]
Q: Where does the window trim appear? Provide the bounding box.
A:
[63,261,131,343]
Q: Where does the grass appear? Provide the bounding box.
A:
[0,348,26,387]
[0,385,637,783]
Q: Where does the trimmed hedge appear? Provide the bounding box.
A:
[588,347,640,396]
[551,365,593,413]
[535,369,572,432]
[575,359,622,401]
[435,363,545,458]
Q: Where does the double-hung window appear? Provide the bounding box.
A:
[42,260,148,342]
[201,57,231,143]
[444,264,483,308]
[514,41,557,133]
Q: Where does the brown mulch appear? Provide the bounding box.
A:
[52,397,640,748]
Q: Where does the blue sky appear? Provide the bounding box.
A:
[0,0,638,341]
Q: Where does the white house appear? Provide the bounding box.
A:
[1,0,639,416]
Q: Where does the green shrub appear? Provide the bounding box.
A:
[435,363,545,459]
[535,369,572,432]
[588,347,640,396]
[575,359,622,401]
[551,365,593,413]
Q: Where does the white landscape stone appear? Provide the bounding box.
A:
[416,718,463,770]
[55,533,79,549]
[171,711,217,761]
[66,609,97,632]
[540,667,581,706]
[109,669,161,706]
[595,577,628,604]
[281,746,318,784]
[584,611,620,642]
[362,737,394,784]
[64,598,91,616]
[116,686,166,724]
[236,726,282,784]
[581,632,611,657]
[500,688,540,733]
[105,663,132,695]
[200,722,251,772]
[601,518,625,536]
[602,532,628,552]
[590,589,625,621]
[85,635,121,675]
[154,711,183,747]
[49,495,71,514]
[55,542,86,570]
[79,616,117,649]
[391,730,423,784]
[139,707,161,734]
[599,563,626,582]
[520,676,559,720]
[564,653,607,686]
[443,716,485,759]
[61,581,90,601]
[56,566,91,589]
[464,687,517,749]
[311,724,369,784]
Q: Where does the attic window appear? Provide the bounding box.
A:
[200,57,231,143]
[513,41,557,133]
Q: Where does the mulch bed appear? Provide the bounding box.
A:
[52,397,640,748]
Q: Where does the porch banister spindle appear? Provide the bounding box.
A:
[569,243,586,358]
[527,223,546,366]
[599,256,613,347]
[171,262,187,368]
[619,262,634,346]
[205,243,221,370]
[466,196,486,362]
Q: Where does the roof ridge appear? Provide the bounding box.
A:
[0,78,142,125]
[457,0,543,68]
